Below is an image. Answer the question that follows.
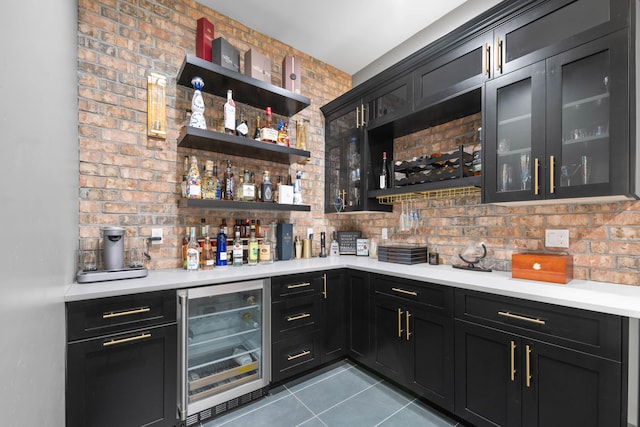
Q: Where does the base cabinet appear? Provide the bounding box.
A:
[346,270,373,364]
[454,289,625,427]
[321,270,347,364]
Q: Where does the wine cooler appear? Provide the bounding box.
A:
[177,279,270,425]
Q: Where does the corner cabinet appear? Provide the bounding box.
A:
[484,31,631,203]
[176,54,312,212]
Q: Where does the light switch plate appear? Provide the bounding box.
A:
[381,228,388,240]
[545,229,569,248]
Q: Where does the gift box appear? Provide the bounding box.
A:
[282,55,302,94]
[245,49,272,84]
[276,223,293,261]
[278,184,293,204]
[212,37,240,73]
[196,17,214,61]
[512,253,573,284]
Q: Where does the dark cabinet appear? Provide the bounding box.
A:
[346,270,373,364]
[364,74,413,129]
[454,289,625,427]
[66,291,177,427]
[484,31,629,203]
[371,275,454,411]
[321,270,347,364]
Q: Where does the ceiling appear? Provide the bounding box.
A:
[197,0,468,75]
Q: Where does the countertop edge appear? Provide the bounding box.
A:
[65,257,640,318]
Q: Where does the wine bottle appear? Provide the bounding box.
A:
[223,159,234,200]
[236,111,249,137]
[224,90,236,135]
[380,151,391,189]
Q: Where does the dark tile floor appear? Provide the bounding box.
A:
[202,360,462,427]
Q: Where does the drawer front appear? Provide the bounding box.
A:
[67,290,176,342]
[271,273,323,302]
[373,274,453,315]
[455,289,622,360]
[271,330,321,383]
[272,295,322,341]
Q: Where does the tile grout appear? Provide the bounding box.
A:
[373,398,416,427]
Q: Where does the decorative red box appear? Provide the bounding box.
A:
[512,253,574,284]
[196,17,214,61]
[282,55,302,94]
[244,49,272,84]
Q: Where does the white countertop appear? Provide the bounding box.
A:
[65,256,640,318]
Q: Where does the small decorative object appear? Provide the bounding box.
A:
[356,239,369,256]
[337,231,362,255]
[189,77,206,129]
[282,55,302,94]
[147,73,166,138]
[453,242,492,272]
[293,170,303,205]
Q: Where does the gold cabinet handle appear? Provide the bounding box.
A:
[534,158,540,195]
[322,274,327,299]
[287,313,311,322]
[102,306,150,319]
[549,155,555,194]
[510,341,516,381]
[498,311,546,325]
[397,308,404,338]
[103,332,151,347]
[355,106,360,128]
[496,37,503,73]
[526,345,532,387]
[391,287,418,297]
[483,42,490,76]
[405,310,412,341]
[287,282,311,289]
[287,350,310,361]
[361,103,366,127]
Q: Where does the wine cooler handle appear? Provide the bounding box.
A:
[178,292,188,422]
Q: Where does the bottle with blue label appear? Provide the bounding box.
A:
[216,220,228,266]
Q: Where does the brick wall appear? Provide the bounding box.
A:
[78,0,640,285]
[78,0,350,269]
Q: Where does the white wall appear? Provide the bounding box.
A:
[0,1,78,425]
[353,0,503,85]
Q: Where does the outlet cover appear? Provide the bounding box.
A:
[381,228,388,240]
[545,229,569,248]
[151,228,163,244]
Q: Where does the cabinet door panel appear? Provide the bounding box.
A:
[321,270,347,363]
[348,270,372,362]
[455,320,521,427]
[522,339,621,427]
[372,296,406,382]
[67,324,177,427]
[366,75,413,129]
[410,308,454,411]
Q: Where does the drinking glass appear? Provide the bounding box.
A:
[79,238,98,271]
[581,155,592,185]
[520,153,530,190]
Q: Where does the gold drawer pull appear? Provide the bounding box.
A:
[391,287,417,297]
[526,345,532,387]
[287,313,311,322]
[498,311,546,325]
[103,332,151,347]
[287,350,311,361]
[397,308,404,338]
[405,310,412,341]
[510,341,516,381]
[102,306,150,319]
[287,282,311,289]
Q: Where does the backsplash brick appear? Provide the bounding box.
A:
[78,0,640,285]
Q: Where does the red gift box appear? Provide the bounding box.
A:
[196,17,214,61]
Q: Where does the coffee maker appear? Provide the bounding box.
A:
[77,226,148,283]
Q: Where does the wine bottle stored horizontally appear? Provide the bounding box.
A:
[379,151,391,190]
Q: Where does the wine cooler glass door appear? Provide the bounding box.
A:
[178,279,270,418]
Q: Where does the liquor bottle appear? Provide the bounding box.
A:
[216,220,228,266]
[236,111,249,137]
[261,171,273,202]
[232,228,243,266]
[202,160,217,199]
[182,227,190,269]
[260,107,278,143]
[253,115,261,140]
[223,160,234,200]
[201,235,214,270]
[242,169,255,202]
[293,170,302,205]
[223,89,236,135]
[198,220,208,267]
[186,227,199,271]
[212,164,222,200]
[273,175,282,203]
[236,175,245,201]
[186,155,202,198]
[248,225,259,266]
[259,224,273,264]
[276,120,289,146]
[255,219,261,238]
[181,155,189,198]
[379,151,391,190]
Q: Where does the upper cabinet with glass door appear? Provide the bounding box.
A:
[484,31,629,203]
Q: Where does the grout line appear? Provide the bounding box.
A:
[373,398,416,427]
[289,362,356,393]
[286,384,329,427]
[312,378,385,418]
[211,387,295,427]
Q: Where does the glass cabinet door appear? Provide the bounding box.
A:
[325,105,362,212]
[365,75,413,129]
[186,288,264,404]
[546,32,629,199]
[484,62,546,203]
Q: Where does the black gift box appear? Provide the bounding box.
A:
[212,37,240,73]
[277,223,293,261]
